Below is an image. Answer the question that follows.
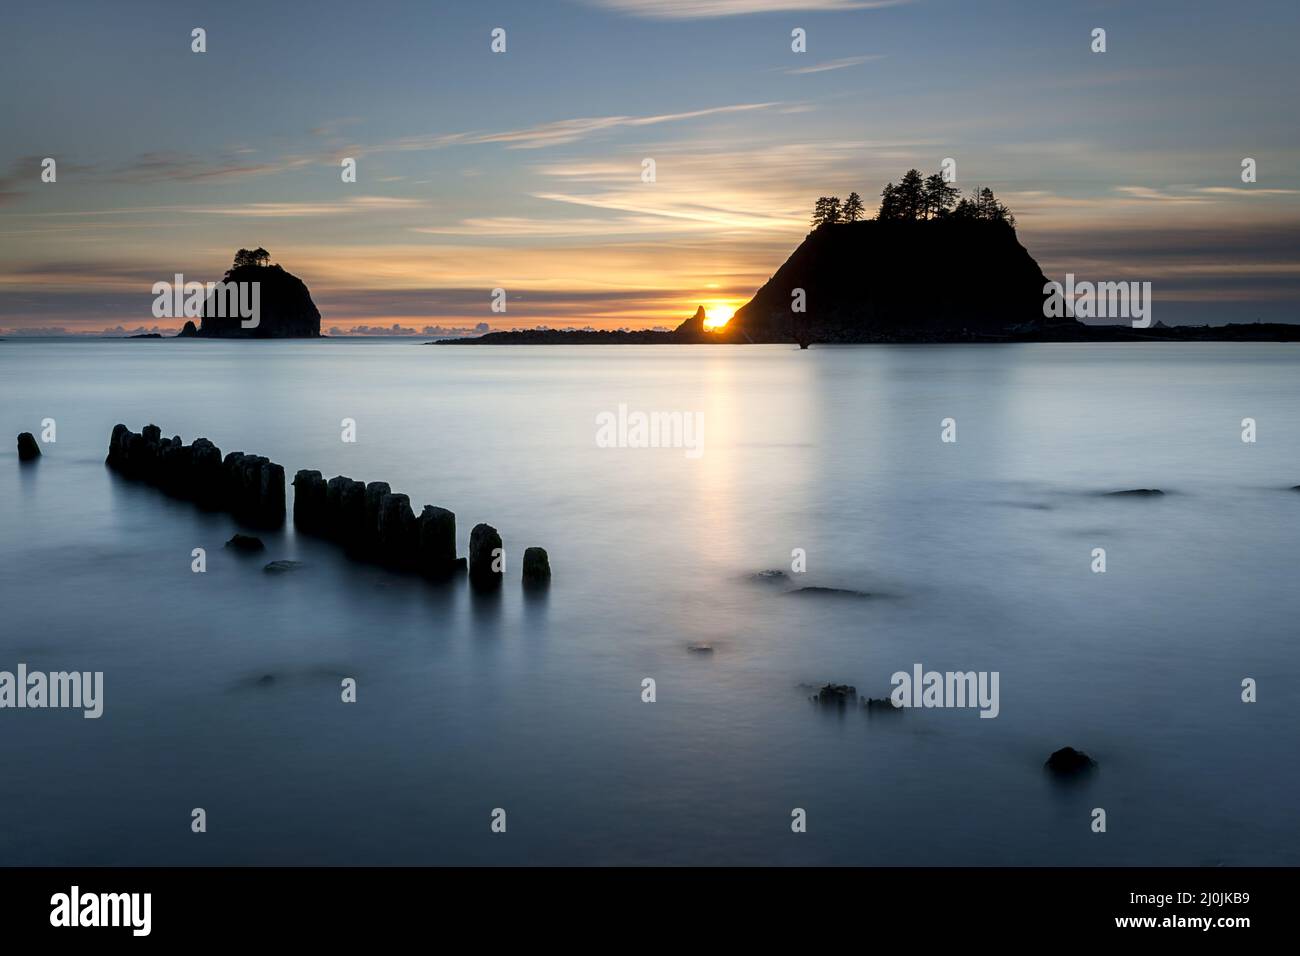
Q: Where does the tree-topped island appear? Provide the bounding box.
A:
[176,249,321,339]
[812,168,1014,227]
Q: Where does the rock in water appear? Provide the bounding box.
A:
[377,493,418,569]
[815,683,857,705]
[190,438,224,508]
[194,261,321,338]
[1045,747,1097,776]
[106,424,129,467]
[225,534,265,552]
[157,435,191,495]
[336,478,367,552]
[862,696,900,713]
[259,460,287,528]
[522,547,551,586]
[292,470,328,535]
[416,506,458,579]
[324,475,351,543]
[16,432,40,461]
[105,424,284,526]
[1104,489,1164,497]
[790,586,875,599]
[469,523,504,590]
[362,482,391,558]
[222,453,286,528]
[263,560,305,574]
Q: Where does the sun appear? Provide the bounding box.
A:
[703,304,735,330]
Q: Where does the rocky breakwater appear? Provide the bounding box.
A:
[105,424,286,528]
[291,472,546,588]
[103,424,549,588]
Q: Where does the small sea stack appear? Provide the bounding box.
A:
[105,424,286,528]
[1045,746,1097,776]
[522,547,551,587]
[16,432,40,462]
[469,523,504,590]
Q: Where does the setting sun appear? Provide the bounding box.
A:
[703,304,736,330]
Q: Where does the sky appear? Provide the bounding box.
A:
[1,0,1297,335]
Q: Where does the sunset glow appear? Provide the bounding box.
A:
[703,304,736,330]
[1,2,1298,335]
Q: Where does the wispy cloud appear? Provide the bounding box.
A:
[185,197,428,217]
[585,0,910,19]
[370,102,780,152]
[1194,186,1300,197]
[111,151,315,184]
[784,55,884,75]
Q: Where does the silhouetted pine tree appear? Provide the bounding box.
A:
[924,173,959,219]
[843,191,864,222]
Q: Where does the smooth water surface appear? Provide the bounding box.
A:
[2,339,1298,865]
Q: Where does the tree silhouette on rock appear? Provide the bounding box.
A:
[229,247,276,276]
[842,192,864,222]
[810,196,842,228]
[871,169,1015,225]
[923,173,959,219]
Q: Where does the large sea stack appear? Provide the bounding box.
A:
[676,219,1080,344]
[177,249,321,339]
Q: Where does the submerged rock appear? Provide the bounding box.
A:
[522,546,551,586]
[1104,489,1164,497]
[687,643,715,654]
[1045,746,1097,776]
[263,559,305,574]
[225,534,265,552]
[16,432,40,461]
[469,523,504,590]
[814,683,857,705]
[749,569,790,584]
[862,696,901,712]
[790,586,875,598]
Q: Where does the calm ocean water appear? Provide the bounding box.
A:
[2,339,1298,866]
